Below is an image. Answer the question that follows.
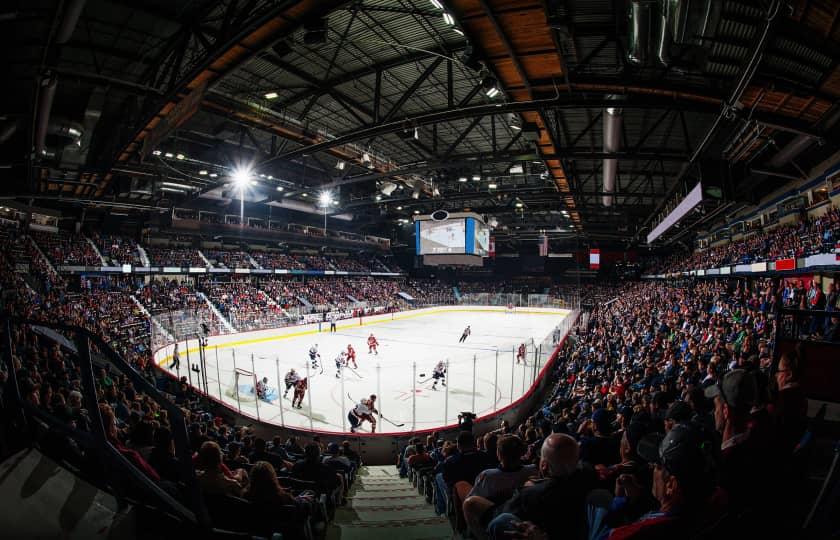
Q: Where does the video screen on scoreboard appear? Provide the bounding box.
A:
[417,219,466,254]
[466,218,490,256]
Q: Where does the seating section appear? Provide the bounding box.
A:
[647,206,840,273]
[203,249,257,269]
[145,246,206,268]
[30,229,102,266]
[92,233,142,265]
[203,280,290,331]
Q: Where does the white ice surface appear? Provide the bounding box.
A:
[174,309,568,434]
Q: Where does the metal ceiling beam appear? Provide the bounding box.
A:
[276,43,466,110]
[380,57,444,125]
[110,0,350,191]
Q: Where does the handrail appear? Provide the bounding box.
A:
[1,316,206,528]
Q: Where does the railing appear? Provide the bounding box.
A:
[1,317,206,528]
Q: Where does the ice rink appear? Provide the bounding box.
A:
[157,306,570,434]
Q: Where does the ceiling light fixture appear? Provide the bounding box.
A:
[485,86,500,98]
[319,191,333,206]
[472,174,480,181]
[264,92,279,100]
[375,195,382,201]
[396,206,403,210]
[164,152,174,158]
[199,170,208,175]
[458,176,468,183]
[232,167,252,189]
[175,153,185,160]
[276,186,284,192]
[414,210,420,215]
[209,173,218,178]
[429,0,443,8]
[162,181,193,190]
[336,160,345,170]
[488,183,497,189]
[453,28,464,36]
[442,12,455,25]
[152,150,162,156]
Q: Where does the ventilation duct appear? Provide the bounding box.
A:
[602,106,623,207]
[628,1,653,65]
[34,76,57,157]
[54,0,87,44]
[62,87,103,166]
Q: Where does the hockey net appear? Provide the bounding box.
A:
[224,368,257,402]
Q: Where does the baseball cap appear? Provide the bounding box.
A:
[592,408,612,433]
[704,369,757,411]
[636,424,708,488]
[665,401,692,423]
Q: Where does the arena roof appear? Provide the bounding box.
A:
[1,0,839,246]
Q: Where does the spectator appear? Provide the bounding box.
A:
[485,433,596,540]
[196,441,245,497]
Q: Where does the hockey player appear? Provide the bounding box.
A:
[459,325,471,343]
[346,344,357,369]
[516,342,527,364]
[348,394,379,433]
[431,361,447,390]
[335,351,347,378]
[308,344,320,368]
[292,377,308,409]
[256,377,269,400]
[367,333,379,355]
[283,368,299,398]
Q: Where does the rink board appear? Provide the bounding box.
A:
[154,305,569,434]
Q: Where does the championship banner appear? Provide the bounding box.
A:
[589,248,600,269]
[538,235,548,257]
[489,236,496,258]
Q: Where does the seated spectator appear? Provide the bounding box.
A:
[485,433,596,540]
[245,461,311,508]
[594,424,717,539]
[322,442,353,474]
[580,408,620,466]
[341,440,361,466]
[196,440,245,497]
[462,435,537,537]
[407,442,434,470]
[148,426,180,483]
[223,442,250,472]
[291,443,341,495]
[769,352,808,454]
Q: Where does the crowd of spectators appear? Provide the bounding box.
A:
[30,230,102,266]
[146,246,206,268]
[646,206,840,274]
[251,251,307,270]
[92,233,143,266]
[400,278,816,539]
[203,250,257,269]
[202,280,289,331]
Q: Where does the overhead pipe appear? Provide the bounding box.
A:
[33,75,57,158]
[54,0,87,45]
[602,105,623,207]
[628,1,653,65]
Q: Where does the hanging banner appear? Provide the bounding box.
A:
[538,235,548,257]
[489,235,496,258]
[589,248,600,269]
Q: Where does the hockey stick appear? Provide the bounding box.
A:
[347,392,406,428]
[348,367,363,379]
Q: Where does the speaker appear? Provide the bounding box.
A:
[431,210,449,221]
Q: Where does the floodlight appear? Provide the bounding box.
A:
[232,167,252,188]
[199,170,208,175]
[175,153,185,160]
[488,183,497,189]
[152,150,162,156]
[264,92,279,100]
[319,191,333,206]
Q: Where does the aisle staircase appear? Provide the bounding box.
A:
[327,465,450,540]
